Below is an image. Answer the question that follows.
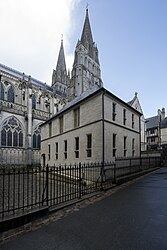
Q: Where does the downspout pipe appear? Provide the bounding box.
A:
[102,90,105,165]
[101,89,106,188]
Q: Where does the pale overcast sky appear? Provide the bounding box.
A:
[0,0,167,118]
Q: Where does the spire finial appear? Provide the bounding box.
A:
[86,3,88,11]
[135,92,138,97]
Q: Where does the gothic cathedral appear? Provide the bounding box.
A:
[0,8,103,166]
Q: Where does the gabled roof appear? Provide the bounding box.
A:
[51,85,100,119]
[41,86,142,126]
[128,92,143,115]
[0,62,52,91]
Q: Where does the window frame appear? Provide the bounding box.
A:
[59,116,63,134]
[123,136,127,157]
[123,109,126,125]
[74,107,80,128]
[7,86,14,103]
[55,142,58,160]
[113,133,117,157]
[86,134,92,158]
[64,140,67,159]
[112,103,116,121]
[75,137,79,158]
[1,117,23,148]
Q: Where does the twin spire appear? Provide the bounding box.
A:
[55,7,95,81]
[52,7,101,97]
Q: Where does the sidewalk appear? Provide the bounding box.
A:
[1,168,167,250]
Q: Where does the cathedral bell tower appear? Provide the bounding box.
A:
[70,8,103,98]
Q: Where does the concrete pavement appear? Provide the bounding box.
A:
[1,168,167,250]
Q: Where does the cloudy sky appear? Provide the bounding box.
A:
[1,0,167,118]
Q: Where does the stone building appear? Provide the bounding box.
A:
[0,8,143,166]
[40,87,141,166]
[0,39,68,166]
[145,108,166,150]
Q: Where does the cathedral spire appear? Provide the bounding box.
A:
[56,38,66,74]
[80,8,93,50]
[69,8,102,99]
[52,39,70,96]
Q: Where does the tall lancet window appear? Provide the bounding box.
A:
[0,83,4,101]
[32,94,36,109]
[33,125,41,149]
[7,86,14,103]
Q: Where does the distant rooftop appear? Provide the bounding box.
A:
[145,116,159,129]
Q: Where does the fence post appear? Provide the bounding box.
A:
[46,164,49,206]
[130,158,131,174]
[140,157,142,171]
[100,162,104,190]
[113,161,116,184]
[79,162,82,199]
[149,157,150,169]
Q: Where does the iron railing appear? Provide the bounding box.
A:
[0,156,161,221]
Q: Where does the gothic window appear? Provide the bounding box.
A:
[32,94,36,109]
[33,125,41,149]
[0,83,4,101]
[7,86,14,103]
[1,117,23,147]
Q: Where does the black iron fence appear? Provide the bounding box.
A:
[0,156,161,221]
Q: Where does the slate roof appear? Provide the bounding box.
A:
[0,62,53,91]
[52,85,100,118]
[145,116,159,129]
[41,84,142,127]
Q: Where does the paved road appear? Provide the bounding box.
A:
[1,168,167,250]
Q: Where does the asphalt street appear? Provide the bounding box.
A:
[1,168,167,250]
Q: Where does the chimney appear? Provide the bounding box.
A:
[161,108,165,121]
[157,109,161,116]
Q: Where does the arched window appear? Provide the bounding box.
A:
[7,86,14,103]
[32,94,36,109]
[1,117,23,147]
[0,83,4,101]
[33,125,41,149]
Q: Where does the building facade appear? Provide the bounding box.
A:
[0,8,143,166]
[41,87,141,166]
[145,108,166,150]
[0,62,67,166]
